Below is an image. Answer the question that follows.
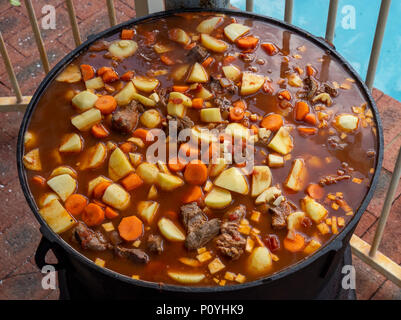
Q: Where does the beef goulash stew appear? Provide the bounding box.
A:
[23,12,377,286]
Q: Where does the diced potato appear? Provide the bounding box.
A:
[304,239,322,254]
[168,28,190,45]
[268,126,293,155]
[204,180,213,192]
[167,271,205,284]
[196,16,223,34]
[191,127,218,144]
[200,34,228,53]
[158,217,185,242]
[251,165,272,197]
[108,147,134,181]
[102,222,115,232]
[132,92,156,107]
[200,108,222,122]
[102,183,130,210]
[71,108,102,131]
[39,199,76,233]
[246,237,255,253]
[114,81,137,106]
[80,142,107,170]
[128,152,143,167]
[38,192,59,208]
[149,92,160,103]
[140,109,161,128]
[287,211,306,230]
[222,65,241,82]
[255,186,281,205]
[56,64,81,83]
[335,114,359,132]
[167,100,186,118]
[224,23,250,42]
[205,187,232,209]
[88,176,111,196]
[72,90,99,111]
[147,184,158,200]
[302,196,328,223]
[85,77,104,90]
[127,137,145,148]
[268,154,284,167]
[197,251,212,263]
[225,123,251,140]
[24,131,37,148]
[288,73,303,87]
[59,133,83,153]
[285,158,306,192]
[50,166,77,179]
[187,62,209,83]
[169,92,192,107]
[153,42,173,54]
[47,174,77,202]
[194,85,214,100]
[132,76,159,93]
[247,246,272,276]
[214,167,249,195]
[157,161,170,174]
[171,64,189,81]
[208,258,225,274]
[23,148,42,171]
[209,158,228,177]
[241,72,265,95]
[138,200,159,224]
[136,162,159,184]
[108,40,138,58]
[157,172,184,191]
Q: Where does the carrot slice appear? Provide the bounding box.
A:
[184,160,208,185]
[298,127,317,136]
[236,36,259,49]
[80,64,95,81]
[160,54,175,65]
[192,98,204,109]
[185,42,196,50]
[121,173,144,191]
[294,101,310,121]
[102,69,119,83]
[97,66,112,76]
[121,29,135,40]
[91,123,109,138]
[32,175,46,187]
[202,57,214,68]
[105,206,119,219]
[229,106,245,121]
[93,199,106,208]
[306,65,316,76]
[233,99,247,110]
[143,31,156,45]
[168,157,187,172]
[261,42,278,55]
[304,113,317,126]
[283,233,305,252]
[223,55,236,65]
[118,216,143,241]
[182,185,203,204]
[82,203,105,226]
[250,124,259,135]
[278,90,291,101]
[306,183,325,199]
[119,142,133,153]
[93,181,111,199]
[65,194,88,217]
[165,210,178,220]
[133,128,153,144]
[179,143,199,161]
[95,95,117,114]
[260,114,283,131]
[172,85,189,93]
[120,71,135,81]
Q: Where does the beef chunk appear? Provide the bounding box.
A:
[319,174,351,186]
[180,202,221,250]
[158,87,169,107]
[323,83,338,97]
[186,44,208,63]
[164,115,194,137]
[239,53,255,62]
[327,135,347,151]
[89,40,110,52]
[214,97,231,113]
[303,76,318,100]
[147,234,163,254]
[114,246,149,264]
[73,222,110,251]
[215,205,246,260]
[111,101,140,134]
[269,200,292,229]
[109,230,123,245]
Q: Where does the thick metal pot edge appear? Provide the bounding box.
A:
[16,7,384,294]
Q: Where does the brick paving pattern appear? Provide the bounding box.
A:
[0,1,400,300]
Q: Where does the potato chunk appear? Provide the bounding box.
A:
[38,192,59,208]
[140,109,161,128]
[167,271,205,284]
[39,199,76,233]
[205,187,232,209]
[56,64,81,83]
[200,34,228,53]
[59,133,82,153]
[240,72,265,95]
[79,142,107,170]
[85,76,104,90]
[209,157,228,177]
[187,62,209,83]
[102,183,130,210]
[214,167,249,195]
[157,172,184,191]
[255,186,281,205]
[302,196,328,223]
[88,176,111,196]
[225,123,251,140]
[335,114,359,132]
[72,90,99,111]
[71,108,102,131]
[50,166,77,179]
[224,23,250,42]
[287,211,306,230]
[222,65,241,82]
[200,108,222,122]
[137,200,159,224]
[168,28,190,45]
[158,217,185,242]
[114,81,137,106]
[251,166,272,197]
[108,40,138,58]
[108,147,134,181]
[132,92,156,107]
[196,16,223,34]
[268,126,293,155]
[285,158,306,192]
[247,246,272,276]
[136,162,159,184]
[132,76,159,93]
[23,148,42,171]
[47,174,77,202]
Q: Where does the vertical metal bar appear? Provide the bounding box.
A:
[365,0,391,90]
[325,0,339,43]
[66,0,81,47]
[0,32,23,102]
[284,0,293,24]
[134,0,149,18]
[246,0,254,12]
[369,147,401,257]
[106,0,117,26]
[24,0,50,73]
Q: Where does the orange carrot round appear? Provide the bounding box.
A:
[295,101,310,121]
[82,203,105,226]
[121,29,135,40]
[80,64,95,81]
[191,98,204,109]
[306,183,325,199]
[93,181,111,199]
[261,42,278,55]
[184,160,208,185]
[230,106,245,121]
[283,233,305,253]
[260,114,283,131]
[97,66,112,76]
[95,95,117,114]
[121,173,143,191]
[304,113,317,126]
[120,71,135,81]
[236,36,259,49]
[182,185,203,204]
[118,216,143,241]
[105,206,119,219]
[168,157,187,172]
[65,194,88,217]
[32,175,46,187]
[91,123,109,138]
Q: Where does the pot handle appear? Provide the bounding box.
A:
[34,236,65,272]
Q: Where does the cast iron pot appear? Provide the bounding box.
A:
[17,8,383,299]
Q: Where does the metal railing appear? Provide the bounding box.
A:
[0,0,400,288]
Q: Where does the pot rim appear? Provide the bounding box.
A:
[17,7,383,293]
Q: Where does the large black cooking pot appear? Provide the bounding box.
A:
[17,8,383,299]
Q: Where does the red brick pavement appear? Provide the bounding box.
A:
[0,1,400,300]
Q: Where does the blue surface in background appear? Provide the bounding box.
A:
[231,0,401,101]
